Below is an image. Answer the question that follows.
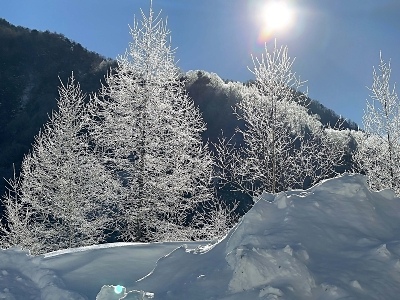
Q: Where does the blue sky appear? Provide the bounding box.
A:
[1,0,400,126]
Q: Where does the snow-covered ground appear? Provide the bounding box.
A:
[1,174,400,300]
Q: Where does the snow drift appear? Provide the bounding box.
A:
[130,174,400,299]
[1,174,400,300]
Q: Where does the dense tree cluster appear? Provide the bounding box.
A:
[0,7,231,253]
[0,18,356,199]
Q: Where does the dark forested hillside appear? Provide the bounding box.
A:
[0,18,358,199]
[183,71,245,143]
[184,70,358,145]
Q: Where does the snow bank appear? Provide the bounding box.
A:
[131,174,400,299]
[1,174,400,299]
[0,247,85,300]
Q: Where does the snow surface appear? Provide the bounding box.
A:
[1,174,400,299]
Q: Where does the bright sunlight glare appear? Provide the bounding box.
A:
[263,1,293,31]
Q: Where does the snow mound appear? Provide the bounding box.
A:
[0,247,85,300]
[2,174,400,299]
[130,174,400,299]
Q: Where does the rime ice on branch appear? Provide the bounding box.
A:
[214,43,344,197]
[354,53,400,195]
[87,4,213,242]
[1,74,121,254]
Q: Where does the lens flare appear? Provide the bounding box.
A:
[114,285,123,294]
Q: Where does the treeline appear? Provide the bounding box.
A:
[0,17,356,199]
[184,70,358,145]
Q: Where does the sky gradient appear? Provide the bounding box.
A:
[1,0,400,126]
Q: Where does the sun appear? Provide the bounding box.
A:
[263,1,293,31]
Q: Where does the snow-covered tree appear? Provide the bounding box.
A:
[0,166,42,254]
[190,198,239,241]
[354,53,400,195]
[13,74,121,254]
[88,5,213,242]
[214,43,344,198]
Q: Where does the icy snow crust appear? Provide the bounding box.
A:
[131,174,400,299]
[1,174,400,299]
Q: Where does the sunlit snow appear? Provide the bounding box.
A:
[1,174,400,299]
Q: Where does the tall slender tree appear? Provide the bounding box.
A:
[5,74,122,254]
[354,53,400,195]
[214,43,343,198]
[88,4,213,242]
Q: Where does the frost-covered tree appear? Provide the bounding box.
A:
[214,43,344,197]
[354,53,400,195]
[0,166,43,254]
[190,198,239,241]
[88,5,213,242]
[11,74,122,254]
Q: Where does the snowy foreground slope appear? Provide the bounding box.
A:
[1,174,400,300]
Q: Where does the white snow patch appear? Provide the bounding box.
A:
[350,280,362,290]
[375,243,391,258]
[1,174,400,299]
[283,245,293,256]
[275,192,289,209]
[258,285,283,298]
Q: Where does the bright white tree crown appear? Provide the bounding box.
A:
[1,74,122,254]
[355,53,400,195]
[88,4,214,242]
[214,43,344,196]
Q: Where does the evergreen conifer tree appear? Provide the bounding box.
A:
[88,4,213,242]
[4,74,122,254]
